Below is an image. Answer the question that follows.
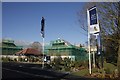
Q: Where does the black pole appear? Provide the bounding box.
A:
[99,32,103,68]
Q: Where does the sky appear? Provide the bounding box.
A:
[2,2,87,45]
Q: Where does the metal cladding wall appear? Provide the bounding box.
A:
[0,40,22,55]
[45,39,88,61]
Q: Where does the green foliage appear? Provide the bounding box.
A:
[54,56,62,65]
[2,57,10,62]
[73,60,88,69]
[52,56,62,70]
[72,62,117,77]
[13,58,17,62]
[103,62,117,74]
[18,57,23,62]
[65,67,71,71]
[63,57,71,71]
[50,57,72,71]
[2,57,15,62]
[72,68,89,76]
[104,68,110,74]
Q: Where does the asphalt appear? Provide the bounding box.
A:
[1,62,104,80]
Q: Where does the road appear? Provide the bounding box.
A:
[2,62,103,80]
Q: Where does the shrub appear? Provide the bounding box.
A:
[2,57,10,62]
[65,67,71,71]
[104,68,110,74]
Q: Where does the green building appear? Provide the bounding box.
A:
[45,39,88,61]
[0,39,23,55]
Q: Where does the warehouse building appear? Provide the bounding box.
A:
[45,38,88,61]
[0,39,22,55]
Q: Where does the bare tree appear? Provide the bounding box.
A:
[30,42,42,52]
[98,2,120,76]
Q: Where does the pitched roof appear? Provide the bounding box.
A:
[16,48,43,56]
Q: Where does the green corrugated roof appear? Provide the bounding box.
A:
[47,39,84,50]
[51,39,72,46]
[1,46,22,49]
[0,39,23,50]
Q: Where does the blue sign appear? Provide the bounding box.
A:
[89,8,97,25]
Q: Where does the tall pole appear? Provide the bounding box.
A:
[42,37,44,69]
[96,6,103,68]
[87,9,92,74]
[99,33,103,68]
[88,33,91,74]
[93,46,95,68]
[41,17,45,69]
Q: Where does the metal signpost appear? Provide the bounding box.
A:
[87,6,100,74]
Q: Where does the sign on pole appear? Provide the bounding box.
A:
[88,7,100,34]
[87,6,100,74]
